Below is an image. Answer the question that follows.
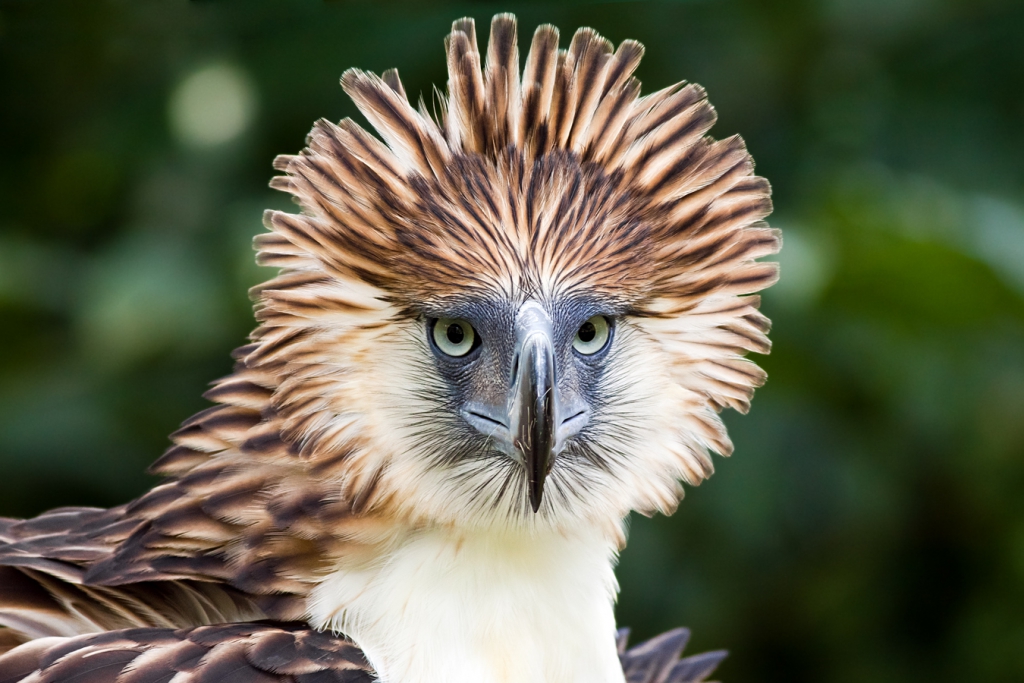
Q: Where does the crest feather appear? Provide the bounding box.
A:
[270,14,777,310]
[484,13,521,152]
[520,24,559,155]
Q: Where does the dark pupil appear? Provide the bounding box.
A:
[578,321,596,343]
[446,323,465,345]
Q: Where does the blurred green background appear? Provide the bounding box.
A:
[1,0,1023,680]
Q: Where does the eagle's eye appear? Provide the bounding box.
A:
[573,315,612,355]
[432,318,478,357]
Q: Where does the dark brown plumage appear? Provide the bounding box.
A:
[0,623,722,683]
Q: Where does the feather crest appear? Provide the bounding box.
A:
[266,14,775,314]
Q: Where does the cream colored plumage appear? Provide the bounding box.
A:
[0,13,777,683]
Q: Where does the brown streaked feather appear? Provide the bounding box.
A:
[0,623,722,683]
[379,68,407,101]
[565,29,614,152]
[341,69,450,180]
[548,48,576,150]
[520,24,559,155]
[582,76,641,165]
[0,563,264,650]
[445,25,486,154]
[484,14,521,153]
[0,622,370,683]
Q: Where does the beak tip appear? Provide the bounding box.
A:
[528,474,544,512]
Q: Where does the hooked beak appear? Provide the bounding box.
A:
[509,302,557,513]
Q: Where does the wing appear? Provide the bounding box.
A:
[617,628,728,683]
[0,335,392,646]
[0,621,373,683]
[0,344,346,639]
[70,343,362,620]
[0,623,722,683]
[0,508,265,651]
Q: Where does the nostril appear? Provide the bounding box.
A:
[561,410,585,426]
[468,411,507,429]
[554,409,589,454]
[510,355,519,381]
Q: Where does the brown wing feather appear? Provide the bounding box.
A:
[617,628,728,683]
[0,563,263,648]
[0,622,373,683]
[0,506,265,650]
[0,624,721,683]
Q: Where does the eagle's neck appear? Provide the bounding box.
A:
[309,523,626,683]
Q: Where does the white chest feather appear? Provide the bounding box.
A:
[309,527,626,683]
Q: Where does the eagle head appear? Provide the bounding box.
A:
[253,14,779,535]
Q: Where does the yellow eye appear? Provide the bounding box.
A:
[432,318,477,357]
[573,315,611,355]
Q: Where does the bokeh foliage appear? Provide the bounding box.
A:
[1,0,1022,680]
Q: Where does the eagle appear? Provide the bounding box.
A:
[0,13,778,683]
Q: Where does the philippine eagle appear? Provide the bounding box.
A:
[0,13,778,683]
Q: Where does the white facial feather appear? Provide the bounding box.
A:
[305,301,715,534]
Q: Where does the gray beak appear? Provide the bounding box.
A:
[509,302,557,513]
